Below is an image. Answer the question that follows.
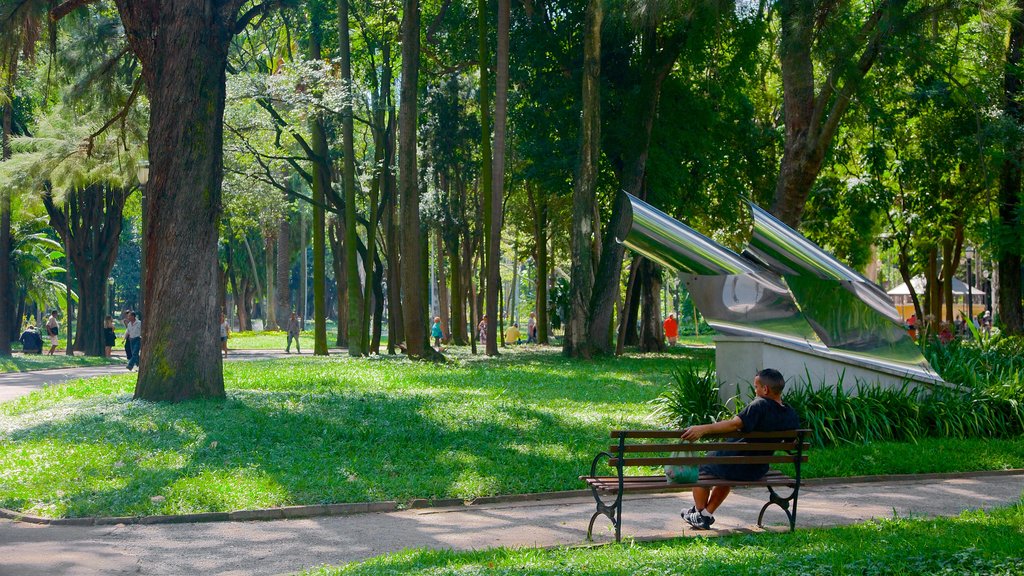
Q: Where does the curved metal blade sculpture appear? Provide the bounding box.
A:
[620,193,939,382]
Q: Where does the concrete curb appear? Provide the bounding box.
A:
[1,470,1020,527]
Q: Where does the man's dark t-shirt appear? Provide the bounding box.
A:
[700,396,800,481]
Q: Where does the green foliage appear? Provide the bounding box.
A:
[925,335,1024,397]
[784,370,1024,447]
[303,503,1024,576]
[649,364,731,428]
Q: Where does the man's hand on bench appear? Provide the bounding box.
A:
[681,416,743,441]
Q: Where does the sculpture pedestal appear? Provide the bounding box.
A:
[714,336,946,407]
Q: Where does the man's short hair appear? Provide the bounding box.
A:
[757,368,786,395]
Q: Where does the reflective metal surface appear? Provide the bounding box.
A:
[621,195,824,349]
[619,193,940,381]
[746,202,902,324]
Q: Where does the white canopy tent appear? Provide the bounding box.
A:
[886,276,984,296]
[886,276,986,320]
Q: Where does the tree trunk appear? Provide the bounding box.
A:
[565,0,602,358]
[529,186,550,345]
[328,217,349,347]
[447,191,466,343]
[399,0,429,358]
[588,22,683,355]
[308,16,330,356]
[43,184,127,357]
[638,258,664,353]
[476,0,496,355]
[338,0,365,356]
[772,0,902,226]
[276,215,291,321]
[263,229,278,330]
[0,95,12,356]
[112,0,256,400]
[998,0,1024,335]
[435,228,450,341]
[370,251,385,353]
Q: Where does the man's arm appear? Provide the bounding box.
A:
[681,416,743,441]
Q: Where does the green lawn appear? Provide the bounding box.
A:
[303,503,1024,575]
[0,347,1021,519]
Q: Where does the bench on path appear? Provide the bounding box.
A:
[579,429,809,542]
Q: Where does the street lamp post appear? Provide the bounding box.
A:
[108,276,116,316]
[965,246,975,326]
[137,160,149,318]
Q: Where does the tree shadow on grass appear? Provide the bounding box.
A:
[0,386,635,517]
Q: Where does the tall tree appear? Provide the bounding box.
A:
[998,0,1024,334]
[478,0,497,355]
[771,0,931,227]
[339,0,365,356]
[399,0,429,357]
[51,0,282,400]
[488,0,510,356]
[307,1,330,356]
[564,0,602,358]
[43,183,128,356]
[587,6,690,355]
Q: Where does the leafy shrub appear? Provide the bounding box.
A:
[652,361,1024,447]
[649,364,731,427]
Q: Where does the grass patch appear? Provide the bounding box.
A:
[0,347,704,517]
[1,346,1022,519]
[0,352,120,373]
[302,503,1024,575]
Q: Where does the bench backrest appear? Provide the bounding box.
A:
[606,429,810,469]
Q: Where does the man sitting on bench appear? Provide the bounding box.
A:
[679,368,800,530]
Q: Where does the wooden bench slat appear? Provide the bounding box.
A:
[579,470,797,493]
[610,455,807,467]
[611,442,808,453]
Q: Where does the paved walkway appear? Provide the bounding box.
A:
[1,472,1021,576]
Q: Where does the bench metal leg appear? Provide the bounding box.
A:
[586,491,622,542]
[756,485,799,531]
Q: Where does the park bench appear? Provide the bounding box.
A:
[579,429,809,542]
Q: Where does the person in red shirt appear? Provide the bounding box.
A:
[663,313,679,346]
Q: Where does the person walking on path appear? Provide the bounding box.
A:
[663,313,679,347]
[527,311,537,344]
[679,368,800,530]
[120,308,132,360]
[286,312,302,354]
[45,310,60,355]
[220,313,230,358]
[125,311,142,371]
[103,316,116,357]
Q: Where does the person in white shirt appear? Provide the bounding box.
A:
[125,311,142,371]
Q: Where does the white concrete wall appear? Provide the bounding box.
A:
[714,336,947,409]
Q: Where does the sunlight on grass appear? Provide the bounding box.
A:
[1,346,1022,519]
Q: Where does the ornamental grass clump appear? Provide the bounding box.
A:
[649,364,731,428]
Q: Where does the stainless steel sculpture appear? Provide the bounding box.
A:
[620,193,939,382]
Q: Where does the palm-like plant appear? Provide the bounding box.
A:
[9,214,73,322]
